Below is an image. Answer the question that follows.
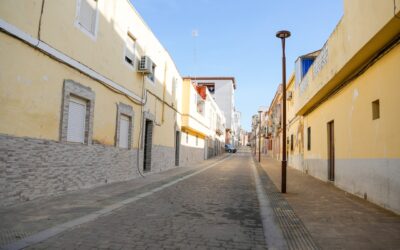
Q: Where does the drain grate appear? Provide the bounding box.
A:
[0,230,31,247]
[254,159,320,250]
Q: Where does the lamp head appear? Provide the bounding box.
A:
[276,30,291,39]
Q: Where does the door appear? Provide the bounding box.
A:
[327,121,335,181]
[175,131,180,166]
[143,120,153,172]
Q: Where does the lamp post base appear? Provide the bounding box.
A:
[281,160,287,193]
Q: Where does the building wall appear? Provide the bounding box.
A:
[180,79,226,164]
[303,43,400,213]
[295,0,400,115]
[188,79,235,130]
[287,75,304,171]
[0,134,140,206]
[212,80,234,129]
[179,130,205,166]
[0,0,184,206]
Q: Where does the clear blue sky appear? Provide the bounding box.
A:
[132,0,343,131]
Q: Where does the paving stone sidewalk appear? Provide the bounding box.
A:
[0,154,228,248]
[258,155,400,250]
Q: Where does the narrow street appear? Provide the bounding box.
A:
[2,149,400,249]
[3,150,272,250]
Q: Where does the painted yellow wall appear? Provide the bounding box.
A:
[0,0,184,149]
[295,0,400,115]
[0,33,141,147]
[0,0,42,38]
[303,43,400,160]
[180,130,205,149]
[287,75,304,168]
[181,79,210,136]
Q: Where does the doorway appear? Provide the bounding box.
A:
[175,131,180,166]
[143,119,153,172]
[327,120,335,181]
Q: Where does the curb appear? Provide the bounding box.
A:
[253,157,320,250]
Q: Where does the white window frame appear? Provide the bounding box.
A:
[61,80,95,145]
[118,115,130,149]
[75,0,99,40]
[124,32,137,69]
[67,96,87,143]
[115,103,134,149]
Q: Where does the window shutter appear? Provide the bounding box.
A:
[79,0,97,34]
[67,97,87,143]
[119,115,130,148]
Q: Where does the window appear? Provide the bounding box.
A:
[115,103,134,149]
[67,96,87,143]
[118,115,130,148]
[186,132,189,143]
[125,33,136,67]
[77,0,98,36]
[61,80,95,144]
[196,135,198,146]
[307,127,311,151]
[147,64,156,82]
[372,99,380,120]
[199,83,215,94]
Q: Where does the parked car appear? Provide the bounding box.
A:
[246,143,251,147]
[225,144,237,153]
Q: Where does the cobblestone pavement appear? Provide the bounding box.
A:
[259,155,400,250]
[0,155,227,247]
[23,152,268,249]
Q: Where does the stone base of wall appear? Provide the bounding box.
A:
[288,154,304,172]
[304,158,400,214]
[0,134,177,207]
[151,145,175,172]
[179,145,204,167]
[304,159,328,181]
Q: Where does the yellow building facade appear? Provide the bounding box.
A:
[180,79,226,165]
[289,0,400,213]
[0,0,226,206]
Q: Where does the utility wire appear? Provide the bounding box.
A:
[36,0,45,46]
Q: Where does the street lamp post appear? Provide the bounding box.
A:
[276,30,291,193]
[258,111,262,162]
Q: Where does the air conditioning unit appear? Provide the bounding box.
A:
[138,56,153,74]
[287,91,293,100]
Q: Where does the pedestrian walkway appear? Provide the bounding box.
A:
[258,155,400,250]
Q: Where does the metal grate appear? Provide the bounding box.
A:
[0,230,31,247]
[143,120,153,172]
[255,160,320,250]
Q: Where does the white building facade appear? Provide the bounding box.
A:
[183,77,239,147]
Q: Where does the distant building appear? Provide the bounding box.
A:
[251,107,268,156]
[180,79,226,164]
[183,77,240,146]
